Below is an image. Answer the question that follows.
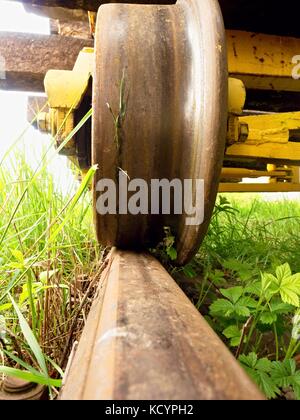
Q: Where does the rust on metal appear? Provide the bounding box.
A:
[0,32,93,92]
[54,20,93,39]
[0,377,46,400]
[227,30,300,92]
[60,249,264,400]
[92,0,227,265]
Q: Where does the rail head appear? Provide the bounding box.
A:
[60,249,264,400]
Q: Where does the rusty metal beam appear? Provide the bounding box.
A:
[60,249,263,400]
[3,29,300,94]
[0,32,93,92]
[50,19,92,39]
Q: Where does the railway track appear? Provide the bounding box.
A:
[60,249,263,400]
[3,0,300,400]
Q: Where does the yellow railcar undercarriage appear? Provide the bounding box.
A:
[37,28,300,193]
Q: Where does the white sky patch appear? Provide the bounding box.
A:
[0,91,77,194]
[0,1,77,194]
[0,0,49,34]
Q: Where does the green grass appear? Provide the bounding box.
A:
[197,194,300,274]
[0,125,99,397]
[1,116,300,399]
[177,194,300,316]
[175,194,300,400]
[175,194,300,300]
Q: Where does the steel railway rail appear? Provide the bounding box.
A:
[60,250,263,400]
[3,0,300,400]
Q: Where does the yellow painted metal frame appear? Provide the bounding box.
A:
[226,112,300,162]
[45,47,94,109]
[225,28,300,191]
[43,47,94,156]
[219,183,300,193]
[228,77,246,114]
[227,30,300,91]
[39,30,300,192]
[221,167,292,180]
[219,166,300,192]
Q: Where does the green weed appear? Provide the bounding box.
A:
[181,195,300,400]
[0,110,98,399]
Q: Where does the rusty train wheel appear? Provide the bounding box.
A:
[92,0,227,265]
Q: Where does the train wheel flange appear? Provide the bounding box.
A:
[92,0,227,265]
